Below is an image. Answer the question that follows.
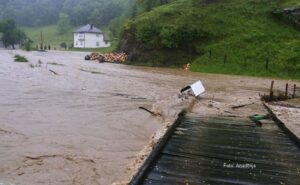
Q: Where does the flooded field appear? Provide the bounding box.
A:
[0,50,298,185]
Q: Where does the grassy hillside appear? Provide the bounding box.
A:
[22,25,117,53]
[22,25,73,49]
[119,0,300,79]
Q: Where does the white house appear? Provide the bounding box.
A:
[73,24,111,48]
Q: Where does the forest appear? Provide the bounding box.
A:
[0,0,134,28]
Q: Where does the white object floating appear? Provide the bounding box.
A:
[190,80,205,96]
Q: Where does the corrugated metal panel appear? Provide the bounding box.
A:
[131,114,300,185]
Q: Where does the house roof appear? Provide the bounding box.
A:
[74,24,103,33]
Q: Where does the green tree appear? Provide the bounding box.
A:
[0,19,27,49]
[57,13,72,35]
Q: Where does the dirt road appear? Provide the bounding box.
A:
[0,50,298,185]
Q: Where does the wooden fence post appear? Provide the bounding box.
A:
[285,83,288,98]
[270,81,274,99]
[293,84,296,98]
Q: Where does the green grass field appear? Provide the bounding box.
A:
[188,0,300,80]
[21,25,117,53]
[122,0,300,79]
[22,25,73,49]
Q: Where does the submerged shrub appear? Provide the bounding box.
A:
[14,54,28,62]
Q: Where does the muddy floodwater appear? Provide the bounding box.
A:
[0,50,298,185]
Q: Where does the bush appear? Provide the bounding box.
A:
[136,21,160,44]
[136,20,207,49]
[158,24,206,49]
[23,39,33,51]
[159,25,179,48]
[14,54,28,62]
[60,42,67,49]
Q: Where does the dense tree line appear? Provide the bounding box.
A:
[0,19,29,49]
[0,0,134,27]
[0,0,63,27]
[0,0,173,40]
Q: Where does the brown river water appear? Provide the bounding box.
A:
[0,50,298,185]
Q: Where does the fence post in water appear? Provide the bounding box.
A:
[223,54,227,64]
[285,83,288,98]
[293,84,296,98]
[270,81,274,99]
[265,58,269,70]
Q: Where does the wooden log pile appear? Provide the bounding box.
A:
[84,52,127,63]
[91,52,104,60]
[104,52,127,63]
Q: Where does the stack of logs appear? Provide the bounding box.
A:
[85,52,127,63]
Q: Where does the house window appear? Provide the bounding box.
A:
[105,41,108,44]
[76,42,78,46]
[96,34,100,37]
[96,42,100,46]
[80,41,83,45]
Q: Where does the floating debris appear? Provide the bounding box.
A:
[180,80,205,97]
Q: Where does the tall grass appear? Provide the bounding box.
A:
[125,0,300,79]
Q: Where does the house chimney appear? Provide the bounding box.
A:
[90,24,94,30]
